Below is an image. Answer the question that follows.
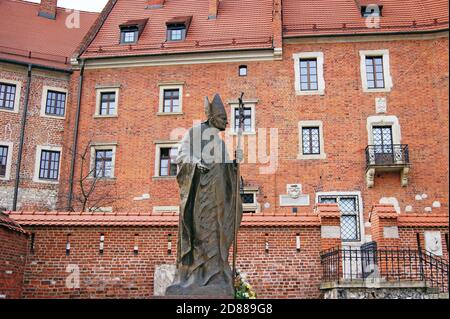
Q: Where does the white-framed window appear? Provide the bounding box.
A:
[241,187,260,213]
[0,79,21,113]
[0,141,13,181]
[95,87,120,117]
[229,101,257,135]
[40,86,67,119]
[293,52,325,95]
[154,142,179,178]
[158,83,183,114]
[316,191,365,245]
[360,49,393,92]
[33,145,62,183]
[90,143,117,179]
[298,121,326,160]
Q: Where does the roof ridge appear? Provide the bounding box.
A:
[4,0,100,14]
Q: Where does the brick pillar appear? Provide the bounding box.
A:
[316,203,341,251]
[369,204,399,248]
[208,0,219,19]
[38,0,57,19]
[147,0,165,8]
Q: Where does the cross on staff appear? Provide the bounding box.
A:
[232,92,244,293]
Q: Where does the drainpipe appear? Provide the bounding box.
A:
[67,59,85,210]
[12,64,32,211]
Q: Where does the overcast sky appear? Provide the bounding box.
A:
[26,0,108,12]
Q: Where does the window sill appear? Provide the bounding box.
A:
[41,113,66,120]
[0,177,11,181]
[153,176,177,180]
[0,107,19,114]
[362,87,392,93]
[295,90,325,96]
[228,131,257,136]
[93,114,118,119]
[156,112,184,116]
[32,178,60,184]
[87,176,117,181]
[297,153,327,160]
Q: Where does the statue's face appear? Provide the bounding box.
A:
[210,113,228,131]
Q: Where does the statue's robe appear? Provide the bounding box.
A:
[165,123,243,296]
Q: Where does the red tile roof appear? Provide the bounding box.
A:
[0,0,98,70]
[283,0,449,37]
[6,211,321,227]
[0,212,27,234]
[80,0,275,59]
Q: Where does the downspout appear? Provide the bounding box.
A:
[12,64,32,211]
[67,59,85,210]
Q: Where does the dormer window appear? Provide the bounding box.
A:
[121,27,138,44]
[168,25,185,41]
[166,16,192,42]
[119,18,149,44]
[361,5,383,17]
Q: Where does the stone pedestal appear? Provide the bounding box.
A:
[154,264,176,296]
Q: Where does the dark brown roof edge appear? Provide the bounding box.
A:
[72,0,119,60]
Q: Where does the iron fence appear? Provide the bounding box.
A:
[321,244,448,294]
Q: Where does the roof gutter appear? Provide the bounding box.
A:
[67,59,85,210]
[282,27,450,39]
[12,64,32,211]
[0,57,72,73]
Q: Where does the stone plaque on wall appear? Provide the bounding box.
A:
[375,97,387,113]
[321,226,341,239]
[154,264,176,296]
[424,231,443,256]
[279,184,310,206]
[383,226,399,239]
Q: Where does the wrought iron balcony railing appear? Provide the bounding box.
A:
[320,244,449,294]
[365,144,410,169]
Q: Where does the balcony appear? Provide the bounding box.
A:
[365,144,410,187]
[320,244,449,298]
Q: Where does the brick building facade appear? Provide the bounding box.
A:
[0,0,449,299]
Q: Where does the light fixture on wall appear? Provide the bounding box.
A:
[66,234,71,256]
[296,233,301,252]
[99,233,105,255]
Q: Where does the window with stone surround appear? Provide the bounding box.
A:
[95,149,113,178]
[302,127,320,155]
[159,147,178,177]
[33,145,62,183]
[158,83,183,115]
[38,150,61,180]
[293,52,325,95]
[298,121,326,160]
[90,144,117,179]
[0,145,9,178]
[318,195,361,242]
[229,101,256,135]
[95,86,120,117]
[42,87,67,118]
[360,49,393,92]
[0,82,16,110]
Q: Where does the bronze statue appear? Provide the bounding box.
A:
[165,94,243,297]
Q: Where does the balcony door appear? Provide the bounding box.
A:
[372,126,394,165]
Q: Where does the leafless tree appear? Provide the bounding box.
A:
[66,141,121,212]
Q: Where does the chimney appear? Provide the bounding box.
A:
[208,0,219,19]
[146,0,165,9]
[38,0,57,19]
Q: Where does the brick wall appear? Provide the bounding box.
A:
[0,62,70,211]
[20,225,322,299]
[0,227,28,299]
[59,34,449,243]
